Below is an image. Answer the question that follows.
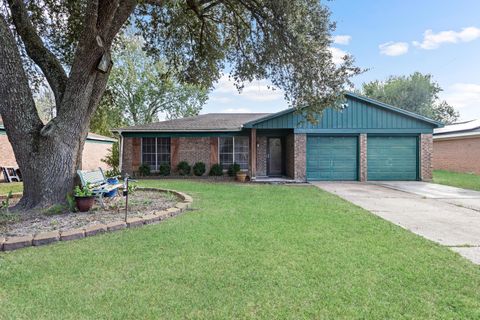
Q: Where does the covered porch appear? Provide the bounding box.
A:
[248,128,305,182]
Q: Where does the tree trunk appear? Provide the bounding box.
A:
[0,13,107,210]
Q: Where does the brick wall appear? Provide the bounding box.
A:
[122,136,213,175]
[256,136,268,176]
[359,134,367,182]
[173,137,211,173]
[420,134,433,181]
[121,137,141,175]
[293,133,306,181]
[433,136,480,175]
[285,133,295,179]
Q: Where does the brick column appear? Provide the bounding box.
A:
[294,133,306,181]
[420,134,433,181]
[359,134,367,182]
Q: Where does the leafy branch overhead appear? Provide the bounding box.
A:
[0,0,359,209]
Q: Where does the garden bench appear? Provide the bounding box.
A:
[77,168,122,207]
[1,166,22,183]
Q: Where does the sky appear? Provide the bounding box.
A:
[202,0,480,121]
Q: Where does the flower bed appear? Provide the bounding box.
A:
[0,188,193,252]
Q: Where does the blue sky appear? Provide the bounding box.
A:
[203,0,480,121]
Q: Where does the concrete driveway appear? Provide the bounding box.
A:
[312,181,480,264]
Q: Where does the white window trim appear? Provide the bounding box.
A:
[218,136,249,171]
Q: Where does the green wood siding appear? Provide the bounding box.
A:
[367,136,418,181]
[307,136,358,181]
[250,96,435,133]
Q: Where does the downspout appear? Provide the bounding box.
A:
[119,131,124,174]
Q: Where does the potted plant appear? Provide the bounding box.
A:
[74,185,95,212]
[236,171,247,182]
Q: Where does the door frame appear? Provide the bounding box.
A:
[267,136,285,177]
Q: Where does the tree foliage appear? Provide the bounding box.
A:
[362,72,459,124]
[108,32,207,125]
[0,0,360,209]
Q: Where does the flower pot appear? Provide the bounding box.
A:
[107,177,119,185]
[75,196,95,212]
[236,172,247,183]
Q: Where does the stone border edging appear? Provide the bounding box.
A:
[0,187,193,252]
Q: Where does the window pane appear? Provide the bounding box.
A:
[219,137,234,169]
[234,136,249,170]
[142,138,157,170]
[156,138,171,165]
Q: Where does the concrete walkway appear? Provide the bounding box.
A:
[312,181,480,265]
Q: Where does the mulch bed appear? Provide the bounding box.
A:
[0,190,178,237]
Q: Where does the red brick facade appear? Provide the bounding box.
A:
[120,132,434,182]
[433,136,480,175]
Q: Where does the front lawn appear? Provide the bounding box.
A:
[1,180,480,319]
[0,182,23,196]
[433,170,480,191]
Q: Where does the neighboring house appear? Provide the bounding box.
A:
[433,119,480,174]
[115,92,441,182]
[0,119,116,180]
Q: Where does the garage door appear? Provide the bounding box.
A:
[367,136,418,181]
[307,136,358,181]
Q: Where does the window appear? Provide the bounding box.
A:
[142,137,171,171]
[219,136,249,170]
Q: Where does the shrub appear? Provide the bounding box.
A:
[193,162,206,176]
[209,163,223,176]
[177,161,191,176]
[138,164,151,176]
[227,163,241,177]
[159,163,171,176]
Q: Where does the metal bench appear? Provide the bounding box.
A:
[1,166,22,183]
[77,168,122,207]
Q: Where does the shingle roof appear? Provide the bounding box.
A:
[434,119,480,135]
[115,113,269,132]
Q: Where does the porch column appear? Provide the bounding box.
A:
[250,128,257,179]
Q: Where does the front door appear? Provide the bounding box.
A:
[268,138,283,176]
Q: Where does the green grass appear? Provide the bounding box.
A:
[433,170,480,191]
[0,182,23,196]
[1,180,480,319]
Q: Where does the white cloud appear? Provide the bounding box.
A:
[212,75,284,102]
[332,35,351,45]
[413,27,480,50]
[440,83,480,120]
[221,108,253,113]
[379,41,409,56]
[329,47,348,64]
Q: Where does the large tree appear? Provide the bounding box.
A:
[361,72,459,124]
[108,32,207,125]
[0,0,360,210]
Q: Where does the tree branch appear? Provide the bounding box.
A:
[7,0,68,106]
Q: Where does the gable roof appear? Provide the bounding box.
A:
[244,92,443,128]
[114,113,269,133]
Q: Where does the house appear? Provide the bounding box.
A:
[433,119,480,174]
[0,118,116,181]
[115,92,442,181]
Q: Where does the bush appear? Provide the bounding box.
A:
[227,163,241,177]
[138,164,151,176]
[209,163,223,176]
[159,163,171,176]
[193,162,206,176]
[177,161,191,176]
